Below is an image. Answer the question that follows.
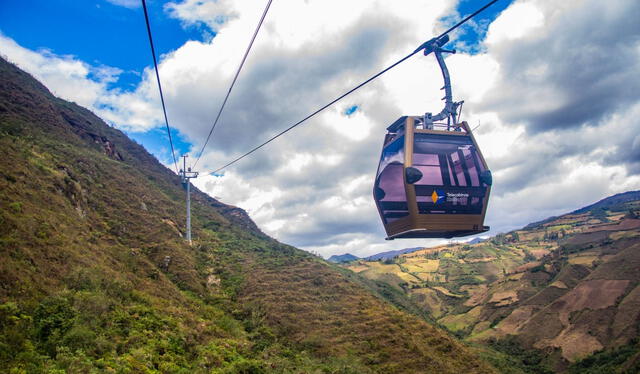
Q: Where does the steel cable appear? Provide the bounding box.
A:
[208,0,500,175]
[193,0,274,169]
[141,0,180,173]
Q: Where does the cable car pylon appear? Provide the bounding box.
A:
[180,155,199,245]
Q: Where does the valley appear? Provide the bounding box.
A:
[342,192,640,372]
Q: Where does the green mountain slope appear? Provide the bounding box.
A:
[0,57,496,373]
[344,193,640,372]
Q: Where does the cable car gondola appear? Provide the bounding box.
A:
[373,35,492,240]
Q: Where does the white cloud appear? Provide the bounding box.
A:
[485,1,544,45]
[105,0,140,9]
[166,0,239,31]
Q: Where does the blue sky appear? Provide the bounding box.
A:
[453,0,513,52]
[0,0,206,158]
[2,0,638,257]
[0,0,203,89]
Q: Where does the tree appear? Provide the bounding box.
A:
[511,231,520,242]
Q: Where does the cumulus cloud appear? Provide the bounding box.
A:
[3,0,640,258]
[105,0,140,9]
[165,0,239,31]
[462,0,640,233]
[481,0,640,133]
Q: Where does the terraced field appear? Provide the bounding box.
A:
[343,193,640,371]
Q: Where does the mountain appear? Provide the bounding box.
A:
[364,247,425,261]
[327,248,427,263]
[522,191,640,231]
[467,237,487,245]
[571,190,640,215]
[327,253,359,263]
[0,57,497,373]
[343,192,640,373]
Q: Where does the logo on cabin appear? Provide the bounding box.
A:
[431,189,446,204]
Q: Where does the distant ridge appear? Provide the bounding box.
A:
[327,247,426,263]
[572,190,640,214]
[365,247,423,261]
[466,237,487,245]
[524,190,640,230]
[327,253,359,263]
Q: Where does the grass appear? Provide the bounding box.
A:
[439,306,483,332]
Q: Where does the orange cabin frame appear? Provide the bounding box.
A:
[373,117,491,240]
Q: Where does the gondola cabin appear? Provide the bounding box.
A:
[373,117,492,240]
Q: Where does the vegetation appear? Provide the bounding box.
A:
[0,57,496,373]
[483,337,554,374]
[567,340,640,374]
[4,53,640,374]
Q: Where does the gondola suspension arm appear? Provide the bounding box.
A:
[420,35,463,130]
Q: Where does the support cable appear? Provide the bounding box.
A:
[207,0,499,175]
[210,52,418,174]
[193,0,274,169]
[141,0,179,173]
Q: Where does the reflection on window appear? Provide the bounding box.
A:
[413,133,486,215]
[377,136,404,177]
[413,134,485,187]
[375,136,408,223]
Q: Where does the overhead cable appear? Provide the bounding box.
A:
[141,0,180,173]
[208,0,500,175]
[193,0,274,169]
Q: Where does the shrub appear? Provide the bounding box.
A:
[217,358,266,374]
[0,302,42,369]
[568,340,640,374]
[33,295,76,355]
[8,202,22,213]
[523,250,537,262]
[62,325,97,353]
[487,336,553,374]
